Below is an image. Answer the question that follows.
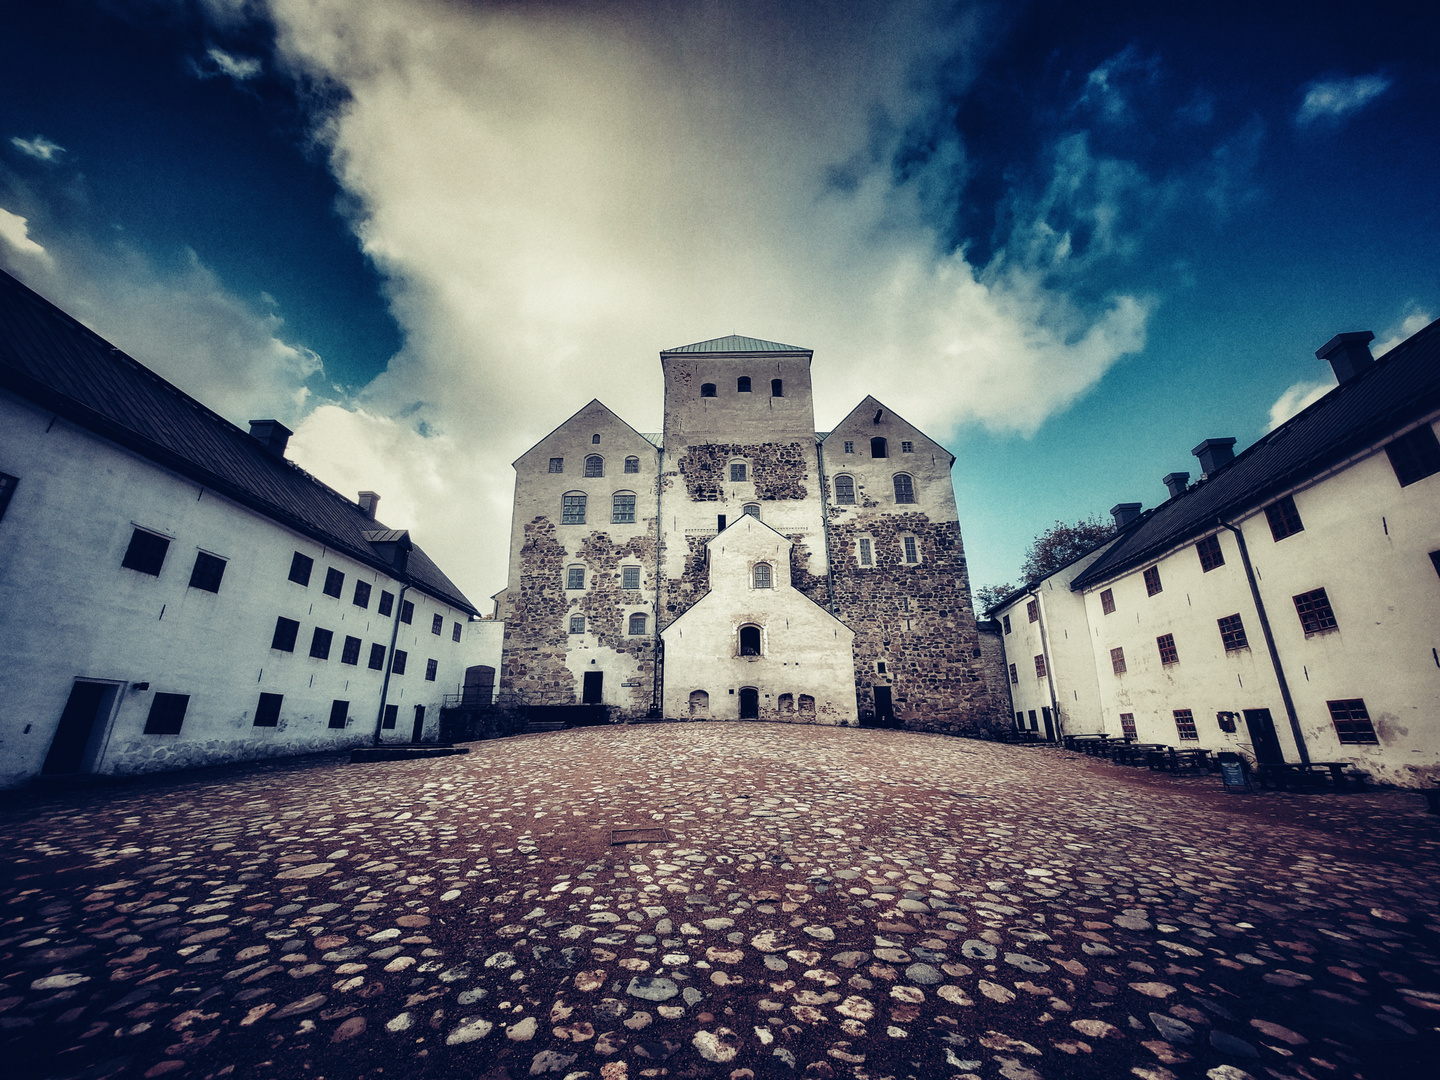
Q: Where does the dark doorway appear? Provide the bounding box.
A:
[739,687,759,719]
[462,665,495,706]
[1244,708,1284,764]
[1041,707,1055,741]
[43,681,117,775]
[739,626,761,656]
[411,704,426,743]
[582,671,604,705]
[873,685,894,726]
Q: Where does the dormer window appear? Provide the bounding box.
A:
[701,383,717,398]
[737,376,752,393]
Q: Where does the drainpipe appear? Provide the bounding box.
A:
[1218,519,1309,764]
[814,440,838,615]
[650,445,665,717]
[374,583,410,746]
[1031,589,1063,741]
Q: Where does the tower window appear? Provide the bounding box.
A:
[737,376,752,392]
[903,536,918,563]
[584,455,604,477]
[730,463,747,482]
[701,383,717,398]
[871,437,888,458]
[771,379,783,397]
[612,493,636,523]
[834,475,855,503]
[122,528,170,576]
[562,493,587,524]
[739,625,761,655]
[893,474,915,503]
[628,613,648,635]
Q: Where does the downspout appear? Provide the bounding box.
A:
[1218,519,1309,764]
[1031,589,1062,740]
[374,583,410,746]
[814,439,838,614]
[651,444,665,717]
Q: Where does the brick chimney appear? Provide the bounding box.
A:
[1316,330,1375,384]
[248,419,292,458]
[358,491,381,519]
[1111,502,1142,529]
[1192,437,1236,478]
[1162,471,1189,498]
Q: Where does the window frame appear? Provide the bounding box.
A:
[254,692,282,728]
[340,635,362,665]
[430,613,444,635]
[452,621,462,643]
[843,440,854,454]
[1217,613,1248,651]
[288,551,313,586]
[1100,588,1115,614]
[753,562,772,589]
[857,537,873,567]
[548,457,564,474]
[771,378,783,397]
[1002,614,1011,634]
[425,658,438,682]
[584,455,604,478]
[1293,587,1338,635]
[739,624,762,656]
[569,615,585,634]
[737,376,752,393]
[902,535,919,563]
[1034,653,1047,678]
[730,462,748,482]
[1110,646,1126,675]
[1173,708,1198,741]
[893,473,915,504]
[624,456,640,474]
[1196,534,1225,573]
[622,565,641,590]
[271,617,300,652]
[612,492,637,524]
[188,550,227,593]
[627,612,648,636]
[561,492,587,525]
[400,600,414,624]
[742,503,760,519]
[834,474,855,504]
[1384,424,1440,487]
[1008,663,1018,685]
[700,383,717,398]
[1265,495,1304,541]
[1026,599,1039,623]
[328,699,349,730]
[1156,633,1179,665]
[309,627,334,660]
[391,649,408,674]
[121,528,170,577]
[1327,698,1379,745]
[567,566,585,590]
[1119,712,1136,739]
[368,643,386,670]
[323,567,345,598]
[870,436,888,458]
[1143,565,1162,596]
[378,590,395,617]
[901,440,913,453]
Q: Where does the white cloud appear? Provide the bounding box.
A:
[0,207,52,263]
[1296,73,1392,126]
[9,135,65,162]
[1374,306,1433,356]
[1266,377,1336,432]
[203,45,262,81]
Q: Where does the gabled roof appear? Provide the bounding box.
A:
[0,268,478,615]
[1072,317,1440,591]
[824,394,956,465]
[510,397,658,467]
[662,334,809,355]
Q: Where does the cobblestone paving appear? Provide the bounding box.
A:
[2,726,1439,1080]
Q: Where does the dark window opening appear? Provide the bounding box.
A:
[1157,633,1179,665]
[1100,588,1115,614]
[401,600,414,624]
[188,551,226,593]
[341,635,362,665]
[254,692,282,728]
[1218,613,1248,651]
[0,472,17,522]
[392,649,408,674]
[1173,708,1198,741]
[323,567,344,598]
[592,434,600,444]
[425,658,438,681]
[1431,550,1440,578]
[288,551,313,586]
[382,703,398,729]
[1008,663,1018,685]
[1143,565,1162,595]
[1328,699,1379,745]
[328,699,349,730]
[737,376,752,392]
[894,474,915,503]
[452,621,463,643]
[1266,495,1304,540]
[625,456,640,473]
[122,528,170,576]
[1385,425,1440,487]
[870,437,888,458]
[717,514,727,532]
[701,383,717,398]
[771,378,783,397]
[739,686,759,718]
[431,612,444,635]
[368,643,386,670]
[144,693,190,735]
[1002,614,1011,634]
[1217,711,1238,733]
[310,627,334,660]
[378,590,394,617]
[271,617,300,652]
[353,580,371,608]
[1196,534,1225,572]
[740,625,761,656]
[1294,588,1338,634]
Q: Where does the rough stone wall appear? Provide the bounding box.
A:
[678,442,810,502]
[976,619,1015,728]
[786,533,829,607]
[499,517,575,705]
[576,527,659,716]
[660,534,712,631]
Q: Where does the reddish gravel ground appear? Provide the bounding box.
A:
[1,724,1438,1080]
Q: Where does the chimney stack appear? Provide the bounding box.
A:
[248,419,292,458]
[1316,330,1375,384]
[358,491,381,519]
[1192,437,1236,478]
[1111,502,1142,529]
[1162,471,1190,498]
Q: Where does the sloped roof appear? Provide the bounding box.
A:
[1072,317,1440,591]
[0,268,478,615]
[662,334,809,354]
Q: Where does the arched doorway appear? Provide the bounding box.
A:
[739,687,759,719]
[739,625,761,656]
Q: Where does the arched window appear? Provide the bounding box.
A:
[871,437,888,458]
[893,473,915,503]
[612,491,636,523]
[737,376,752,393]
[753,563,772,589]
[739,625,761,656]
[834,475,855,504]
[778,693,794,713]
[798,694,815,714]
[592,434,601,444]
[689,690,709,716]
[771,379,783,397]
[628,613,648,635]
[701,383,717,398]
[584,455,604,477]
[624,456,640,473]
[561,493,586,524]
[742,503,760,519]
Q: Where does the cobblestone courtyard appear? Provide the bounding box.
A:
[3,726,1439,1080]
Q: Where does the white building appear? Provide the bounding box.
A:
[0,269,483,788]
[496,335,1006,731]
[990,321,1440,786]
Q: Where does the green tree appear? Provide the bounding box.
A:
[974,582,1017,612]
[1018,516,1115,582]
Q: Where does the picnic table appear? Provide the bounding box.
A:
[1254,760,1357,791]
[1064,733,1114,756]
[1145,747,1213,774]
[1110,742,1165,767]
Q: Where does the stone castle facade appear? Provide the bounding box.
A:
[495,335,1005,732]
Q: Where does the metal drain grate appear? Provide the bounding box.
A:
[610,828,671,846]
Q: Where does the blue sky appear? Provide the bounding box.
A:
[2,0,1436,607]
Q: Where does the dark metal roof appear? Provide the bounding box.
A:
[1072,317,1440,591]
[0,268,479,616]
[662,334,809,354]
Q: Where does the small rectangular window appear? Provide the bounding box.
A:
[425,658,438,682]
[1218,613,1248,651]
[431,612,443,635]
[1119,712,1136,739]
[567,566,584,590]
[1173,708,1198,741]
[901,441,913,453]
[310,627,333,660]
[1143,565,1162,596]
[1002,614,1011,634]
[254,692,282,728]
[288,551,313,586]
[328,699,349,730]
[1196,534,1225,572]
[1265,495,1304,540]
[188,551,226,593]
[271,616,300,652]
[548,457,564,474]
[612,493,636,523]
[1111,646,1126,675]
[771,379,784,397]
[368,643,386,670]
[1026,599,1038,623]
[1294,588,1337,634]
[1034,653,1046,678]
[1327,699,1379,745]
[378,590,394,617]
[730,463,747,482]
[903,536,918,563]
[323,567,344,598]
[353,580,371,608]
[341,635,362,665]
[1384,425,1440,487]
[391,649,408,674]
[1157,633,1178,665]
[401,600,414,624]
[843,441,854,453]
[1008,663,1018,685]
[1100,588,1115,614]
[562,493,587,525]
[622,566,641,590]
[382,703,398,729]
[858,538,873,566]
[717,514,727,532]
[452,621,462,643]
[0,472,17,522]
[122,528,170,576]
[143,692,190,735]
[569,615,585,634]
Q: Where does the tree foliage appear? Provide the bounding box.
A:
[1018,516,1115,582]
[974,582,1017,612]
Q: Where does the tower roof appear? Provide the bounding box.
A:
[662,334,809,354]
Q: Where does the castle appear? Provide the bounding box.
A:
[495,335,1006,731]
